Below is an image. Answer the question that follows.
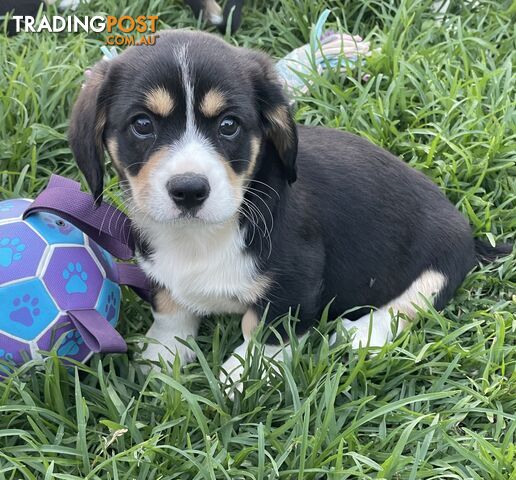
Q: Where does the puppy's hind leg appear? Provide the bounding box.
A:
[332,310,400,348]
[142,289,200,367]
[332,269,447,348]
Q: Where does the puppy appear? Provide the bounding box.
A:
[69,30,511,388]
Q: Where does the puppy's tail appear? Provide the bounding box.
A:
[474,238,513,263]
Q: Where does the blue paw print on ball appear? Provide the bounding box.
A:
[0,237,26,267]
[57,330,84,356]
[0,202,13,213]
[9,294,40,327]
[63,262,88,294]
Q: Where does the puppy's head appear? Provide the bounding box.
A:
[69,30,297,225]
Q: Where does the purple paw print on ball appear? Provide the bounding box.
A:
[42,214,74,236]
[9,295,40,327]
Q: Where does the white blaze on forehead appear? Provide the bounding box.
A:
[175,44,196,138]
[160,136,221,178]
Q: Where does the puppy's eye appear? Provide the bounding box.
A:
[131,114,154,138]
[219,117,240,138]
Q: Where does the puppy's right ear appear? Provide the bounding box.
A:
[68,60,111,203]
[247,51,298,184]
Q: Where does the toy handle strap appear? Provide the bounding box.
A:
[23,175,134,260]
[117,263,152,303]
[67,266,151,355]
[67,309,127,353]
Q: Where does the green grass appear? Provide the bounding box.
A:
[1,0,515,478]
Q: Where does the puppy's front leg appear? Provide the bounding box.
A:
[220,309,289,395]
[142,289,200,366]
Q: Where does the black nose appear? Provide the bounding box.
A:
[167,174,210,210]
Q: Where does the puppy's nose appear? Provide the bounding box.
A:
[167,173,210,210]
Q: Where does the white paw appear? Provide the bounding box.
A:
[330,313,394,349]
[141,338,196,370]
[219,343,248,398]
[219,341,289,399]
[220,354,245,398]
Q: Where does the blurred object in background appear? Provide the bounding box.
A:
[1,0,44,36]
[276,9,371,98]
[185,0,244,33]
[1,0,90,36]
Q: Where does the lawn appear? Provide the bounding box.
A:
[0,0,515,478]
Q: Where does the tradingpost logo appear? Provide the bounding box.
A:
[10,15,159,46]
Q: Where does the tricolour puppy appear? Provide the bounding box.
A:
[69,30,511,388]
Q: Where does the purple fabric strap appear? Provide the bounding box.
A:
[117,263,152,303]
[67,309,127,353]
[23,175,134,260]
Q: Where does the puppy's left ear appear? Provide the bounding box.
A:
[68,60,112,203]
[248,51,298,184]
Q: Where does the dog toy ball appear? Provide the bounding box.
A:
[0,175,149,374]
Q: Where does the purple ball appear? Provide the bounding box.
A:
[0,198,121,371]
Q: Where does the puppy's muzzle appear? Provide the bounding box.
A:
[167,173,211,211]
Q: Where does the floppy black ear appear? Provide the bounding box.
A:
[68,60,111,203]
[248,51,298,184]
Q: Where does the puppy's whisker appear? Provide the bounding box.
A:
[237,205,257,246]
[242,188,275,247]
[244,185,273,200]
[246,178,281,199]
[243,188,274,227]
[240,196,272,258]
[240,198,265,243]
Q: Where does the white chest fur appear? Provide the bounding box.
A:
[138,220,266,315]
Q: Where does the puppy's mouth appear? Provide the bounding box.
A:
[177,209,202,220]
[129,194,239,228]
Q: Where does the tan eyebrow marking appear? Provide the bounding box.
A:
[200,89,226,117]
[145,87,175,117]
